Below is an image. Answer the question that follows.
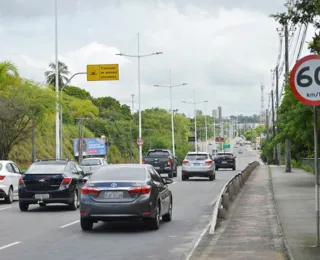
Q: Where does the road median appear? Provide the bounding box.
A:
[209,161,260,234]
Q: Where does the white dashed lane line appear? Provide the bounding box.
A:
[0,241,21,251]
[0,206,12,211]
[59,220,80,229]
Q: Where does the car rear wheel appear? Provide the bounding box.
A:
[80,219,93,231]
[148,203,160,230]
[68,191,78,211]
[19,202,29,212]
[182,175,188,181]
[162,198,172,222]
[215,167,219,171]
[232,166,236,171]
[5,187,13,204]
[168,169,174,178]
[209,175,215,181]
[39,203,46,207]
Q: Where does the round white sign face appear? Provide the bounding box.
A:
[290,55,320,106]
[136,138,144,146]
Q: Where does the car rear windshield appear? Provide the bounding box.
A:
[27,164,66,173]
[147,151,169,157]
[217,153,233,158]
[91,167,147,181]
[186,154,208,160]
[81,159,102,166]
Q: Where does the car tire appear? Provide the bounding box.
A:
[173,168,177,178]
[68,191,78,211]
[162,198,172,222]
[232,166,236,171]
[39,203,46,207]
[148,203,160,230]
[19,202,29,212]
[209,175,214,181]
[80,219,93,231]
[215,167,219,171]
[5,186,13,204]
[168,169,174,178]
[182,175,188,181]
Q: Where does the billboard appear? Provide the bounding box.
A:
[73,138,107,156]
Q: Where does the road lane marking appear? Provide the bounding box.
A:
[60,220,80,228]
[185,221,211,260]
[0,241,21,251]
[0,206,12,211]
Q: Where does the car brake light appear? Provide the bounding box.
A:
[81,186,100,195]
[0,176,5,181]
[182,160,189,165]
[205,160,213,165]
[142,157,145,164]
[18,177,25,186]
[168,157,171,166]
[61,177,72,185]
[128,185,151,194]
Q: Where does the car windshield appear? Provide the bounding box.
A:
[27,163,66,173]
[81,159,102,166]
[91,167,147,181]
[186,154,208,160]
[217,153,233,158]
[147,151,169,157]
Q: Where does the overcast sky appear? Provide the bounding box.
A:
[0,0,315,117]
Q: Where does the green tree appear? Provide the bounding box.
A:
[44,61,70,89]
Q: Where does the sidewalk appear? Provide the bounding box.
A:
[270,165,320,260]
[191,165,288,260]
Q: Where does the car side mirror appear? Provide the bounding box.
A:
[163,178,174,184]
[83,171,93,177]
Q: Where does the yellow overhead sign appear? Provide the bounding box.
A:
[87,64,119,81]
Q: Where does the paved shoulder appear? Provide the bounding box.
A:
[191,165,288,260]
[270,166,320,260]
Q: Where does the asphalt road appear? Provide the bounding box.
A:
[0,148,258,260]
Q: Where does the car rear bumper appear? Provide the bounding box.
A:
[215,163,235,168]
[80,195,156,221]
[153,167,172,173]
[18,188,73,204]
[182,170,214,177]
[0,185,9,198]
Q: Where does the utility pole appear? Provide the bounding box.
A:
[32,122,36,162]
[130,94,135,163]
[76,117,90,164]
[271,90,276,163]
[284,23,291,172]
[275,65,280,165]
[266,109,269,141]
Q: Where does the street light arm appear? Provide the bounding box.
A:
[61,72,87,92]
[116,52,163,58]
[153,83,187,88]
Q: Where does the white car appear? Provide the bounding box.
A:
[0,160,22,203]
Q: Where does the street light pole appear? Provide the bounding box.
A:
[182,90,207,153]
[116,33,162,164]
[59,72,87,158]
[54,0,60,159]
[204,101,208,152]
[153,70,187,157]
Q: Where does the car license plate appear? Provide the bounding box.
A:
[104,191,123,199]
[222,161,227,164]
[154,166,160,170]
[35,194,50,199]
[193,163,200,166]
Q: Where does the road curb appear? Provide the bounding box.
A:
[208,161,260,235]
[268,165,295,260]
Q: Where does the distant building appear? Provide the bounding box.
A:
[218,106,222,119]
[212,109,218,119]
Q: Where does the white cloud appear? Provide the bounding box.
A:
[0,1,301,117]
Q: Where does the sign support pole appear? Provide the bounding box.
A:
[314,105,320,247]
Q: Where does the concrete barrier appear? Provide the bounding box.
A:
[209,161,260,234]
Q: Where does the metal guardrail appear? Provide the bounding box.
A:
[209,161,260,234]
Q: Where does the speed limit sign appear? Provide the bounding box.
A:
[136,138,144,146]
[290,54,320,106]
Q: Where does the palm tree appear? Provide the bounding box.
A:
[0,61,19,80]
[44,61,70,90]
